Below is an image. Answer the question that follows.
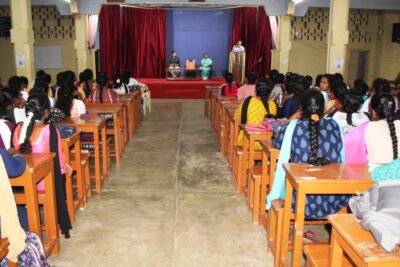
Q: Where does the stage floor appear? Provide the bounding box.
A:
[137,78,223,99]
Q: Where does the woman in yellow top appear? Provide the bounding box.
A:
[234,80,277,150]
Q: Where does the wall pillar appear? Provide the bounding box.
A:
[10,0,35,82]
[276,15,292,74]
[74,14,96,75]
[326,0,349,74]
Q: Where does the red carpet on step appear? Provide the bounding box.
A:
[136,78,223,99]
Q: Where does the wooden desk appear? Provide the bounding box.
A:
[59,115,108,193]
[228,108,240,169]
[259,140,280,228]
[215,96,236,136]
[204,86,218,118]
[61,130,84,222]
[117,95,135,138]
[240,126,272,195]
[280,163,374,267]
[222,104,240,157]
[86,104,124,169]
[0,238,9,261]
[11,154,59,256]
[328,214,400,267]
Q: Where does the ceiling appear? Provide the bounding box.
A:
[0,0,399,16]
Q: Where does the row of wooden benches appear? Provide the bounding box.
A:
[0,91,142,264]
[205,85,400,267]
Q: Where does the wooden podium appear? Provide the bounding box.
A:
[229,52,246,83]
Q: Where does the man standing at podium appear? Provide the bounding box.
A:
[232,40,245,52]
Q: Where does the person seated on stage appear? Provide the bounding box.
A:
[270,89,350,221]
[89,72,118,103]
[218,72,239,97]
[168,51,180,77]
[232,40,245,52]
[237,72,257,101]
[234,80,277,150]
[200,53,213,80]
[12,94,72,238]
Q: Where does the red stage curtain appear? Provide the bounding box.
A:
[231,6,272,77]
[99,5,121,80]
[99,6,166,79]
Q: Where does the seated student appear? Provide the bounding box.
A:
[54,82,86,119]
[353,78,369,103]
[234,81,277,150]
[237,72,257,101]
[19,76,29,101]
[324,81,347,116]
[0,148,29,231]
[123,69,141,91]
[30,80,55,108]
[270,89,349,220]
[360,78,391,113]
[89,72,118,103]
[64,70,85,101]
[1,87,26,124]
[332,90,369,134]
[11,94,72,238]
[218,72,238,97]
[280,75,306,119]
[112,72,129,95]
[30,69,45,88]
[319,74,335,105]
[78,71,92,99]
[52,72,64,98]
[269,70,284,102]
[0,91,15,149]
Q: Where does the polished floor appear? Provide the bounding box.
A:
[49,100,273,267]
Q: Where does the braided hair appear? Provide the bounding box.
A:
[370,92,398,159]
[300,89,330,165]
[19,94,50,154]
[97,72,108,103]
[256,80,273,117]
[341,90,363,126]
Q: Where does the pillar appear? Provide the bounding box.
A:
[326,0,349,74]
[10,0,35,82]
[276,15,292,73]
[74,14,96,75]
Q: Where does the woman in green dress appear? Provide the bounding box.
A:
[200,53,213,80]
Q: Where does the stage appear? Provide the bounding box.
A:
[137,78,223,99]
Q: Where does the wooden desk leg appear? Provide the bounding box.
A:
[328,229,344,267]
[25,179,41,237]
[280,179,294,267]
[247,136,255,206]
[93,129,101,193]
[123,107,128,146]
[101,126,108,182]
[43,165,60,254]
[75,139,85,207]
[113,113,121,168]
[229,121,234,167]
[259,150,268,224]
[240,134,249,195]
[291,187,306,267]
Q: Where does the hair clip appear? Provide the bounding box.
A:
[311,114,320,122]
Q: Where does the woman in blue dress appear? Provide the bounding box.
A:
[271,89,350,220]
[200,53,213,80]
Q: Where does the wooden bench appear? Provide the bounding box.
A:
[11,154,60,256]
[304,244,354,267]
[204,85,218,118]
[326,214,400,267]
[228,108,240,170]
[280,163,374,267]
[220,102,240,156]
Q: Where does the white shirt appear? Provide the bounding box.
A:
[232,45,245,52]
[48,96,55,108]
[14,108,26,124]
[113,84,129,95]
[74,99,86,116]
[360,97,371,113]
[332,111,369,134]
[0,119,11,149]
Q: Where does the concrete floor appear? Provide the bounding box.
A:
[48,100,274,267]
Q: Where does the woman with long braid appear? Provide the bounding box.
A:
[332,90,369,134]
[11,94,72,238]
[365,92,399,167]
[234,80,277,150]
[89,72,118,103]
[219,72,238,97]
[271,89,350,219]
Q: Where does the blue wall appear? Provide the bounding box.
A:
[166,9,233,77]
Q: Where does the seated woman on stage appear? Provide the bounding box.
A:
[200,53,213,80]
[218,72,239,97]
[234,80,277,150]
[269,89,350,221]
[89,72,118,103]
[12,94,72,238]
